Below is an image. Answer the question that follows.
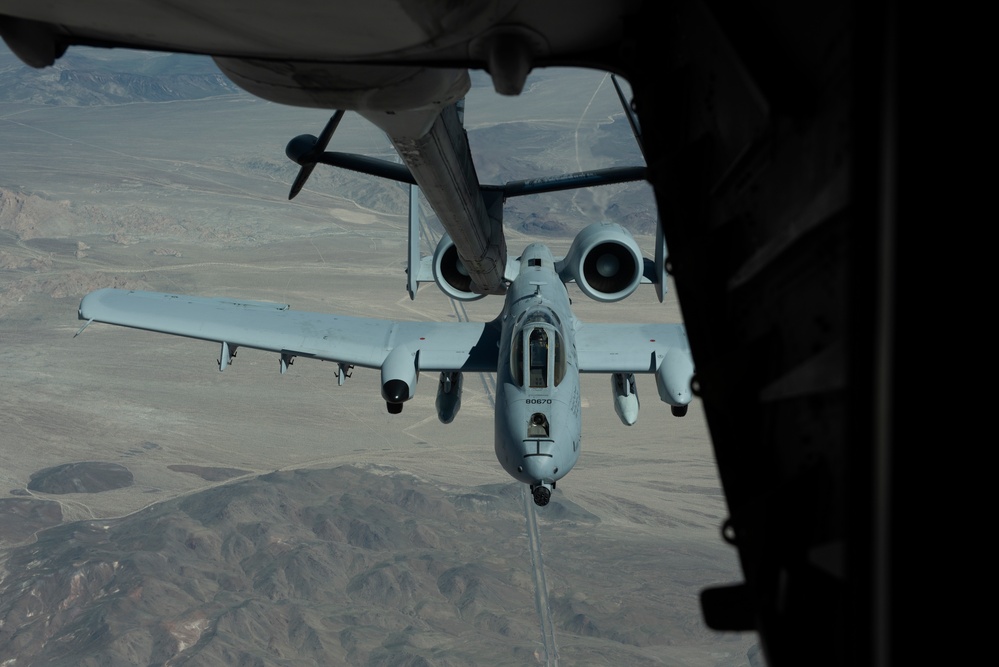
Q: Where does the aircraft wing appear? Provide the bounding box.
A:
[575,322,693,408]
[77,288,500,373]
[574,322,691,374]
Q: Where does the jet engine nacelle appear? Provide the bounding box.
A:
[558,222,643,302]
[432,235,485,302]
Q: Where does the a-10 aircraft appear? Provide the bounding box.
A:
[76,110,694,507]
[4,1,897,660]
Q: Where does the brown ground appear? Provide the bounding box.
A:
[0,65,757,665]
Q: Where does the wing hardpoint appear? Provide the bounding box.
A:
[78,288,500,372]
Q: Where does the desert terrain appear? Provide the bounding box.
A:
[0,46,758,665]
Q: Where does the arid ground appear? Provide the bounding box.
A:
[0,47,759,666]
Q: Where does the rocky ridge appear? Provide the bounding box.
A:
[0,465,710,667]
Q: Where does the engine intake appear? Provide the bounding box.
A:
[432,235,485,301]
[558,222,643,302]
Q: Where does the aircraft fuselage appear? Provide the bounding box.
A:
[494,243,582,505]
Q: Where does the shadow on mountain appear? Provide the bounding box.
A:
[27,461,133,494]
[0,498,62,546]
[0,466,537,665]
[0,465,707,666]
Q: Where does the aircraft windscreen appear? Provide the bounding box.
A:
[511,321,565,388]
[529,328,549,388]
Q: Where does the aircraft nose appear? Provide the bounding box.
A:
[521,454,558,483]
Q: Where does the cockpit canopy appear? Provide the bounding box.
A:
[511,310,566,388]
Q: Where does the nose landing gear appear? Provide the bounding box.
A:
[531,482,553,506]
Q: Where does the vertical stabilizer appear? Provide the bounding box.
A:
[407,183,420,300]
[655,220,668,303]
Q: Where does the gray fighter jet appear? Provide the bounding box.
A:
[77,216,692,506]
